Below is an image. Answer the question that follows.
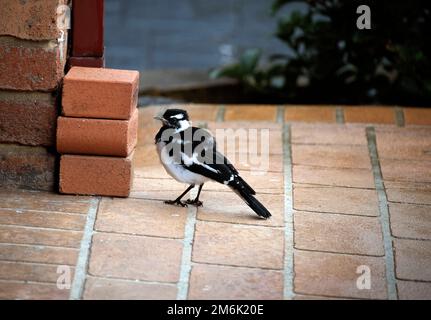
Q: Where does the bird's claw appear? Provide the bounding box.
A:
[185,199,203,207]
[164,200,188,207]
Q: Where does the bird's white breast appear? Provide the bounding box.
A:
[156,141,209,185]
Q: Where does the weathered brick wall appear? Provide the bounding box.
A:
[0,0,69,191]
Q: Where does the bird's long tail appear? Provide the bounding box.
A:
[232,185,272,219]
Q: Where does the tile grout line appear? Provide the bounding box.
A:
[283,120,295,300]
[86,274,178,286]
[366,127,398,300]
[395,107,405,127]
[216,104,225,122]
[190,260,283,271]
[176,188,198,300]
[276,105,285,123]
[335,106,345,124]
[69,197,100,300]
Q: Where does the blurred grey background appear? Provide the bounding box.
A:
[105,0,289,71]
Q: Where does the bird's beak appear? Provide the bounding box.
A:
[154,116,168,125]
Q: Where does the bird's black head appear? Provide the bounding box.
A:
[154,108,190,130]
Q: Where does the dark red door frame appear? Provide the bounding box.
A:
[68,0,105,68]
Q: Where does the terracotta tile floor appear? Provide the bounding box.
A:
[1,105,431,300]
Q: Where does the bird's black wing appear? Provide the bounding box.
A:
[178,127,232,184]
[180,127,256,194]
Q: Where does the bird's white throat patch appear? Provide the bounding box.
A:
[175,119,191,132]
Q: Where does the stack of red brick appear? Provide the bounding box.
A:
[0,0,70,191]
[57,66,139,197]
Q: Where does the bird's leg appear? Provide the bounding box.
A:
[186,184,204,207]
[164,184,195,207]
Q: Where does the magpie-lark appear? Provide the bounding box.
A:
[154,108,271,219]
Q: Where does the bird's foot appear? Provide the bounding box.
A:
[164,199,188,207]
[185,199,203,207]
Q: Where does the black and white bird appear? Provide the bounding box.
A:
[154,108,271,219]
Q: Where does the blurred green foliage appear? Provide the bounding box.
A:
[210,0,431,105]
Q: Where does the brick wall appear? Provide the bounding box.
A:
[0,0,69,191]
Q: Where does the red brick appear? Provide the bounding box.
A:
[389,203,431,240]
[88,232,182,282]
[188,264,283,299]
[59,153,134,197]
[291,124,367,145]
[292,144,371,169]
[62,67,139,120]
[0,91,57,146]
[208,121,282,130]
[224,105,278,121]
[294,211,384,256]
[0,261,74,284]
[57,109,138,157]
[0,281,69,300]
[0,244,78,266]
[95,198,187,238]
[83,277,177,300]
[294,185,379,216]
[192,221,284,269]
[197,191,284,227]
[0,0,66,40]
[293,165,375,188]
[397,280,431,300]
[0,189,92,214]
[0,37,66,91]
[0,144,56,191]
[0,209,86,231]
[376,127,431,161]
[294,250,387,299]
[385,181,431,205]
[404,108,431,126]
[0,225,82,248]
[394,239,431,281]
[344,106,395,124]
[380,159,431,183]
[285,106,336,123]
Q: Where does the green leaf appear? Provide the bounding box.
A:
[239,48,262,74]
[209,64,244,80]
